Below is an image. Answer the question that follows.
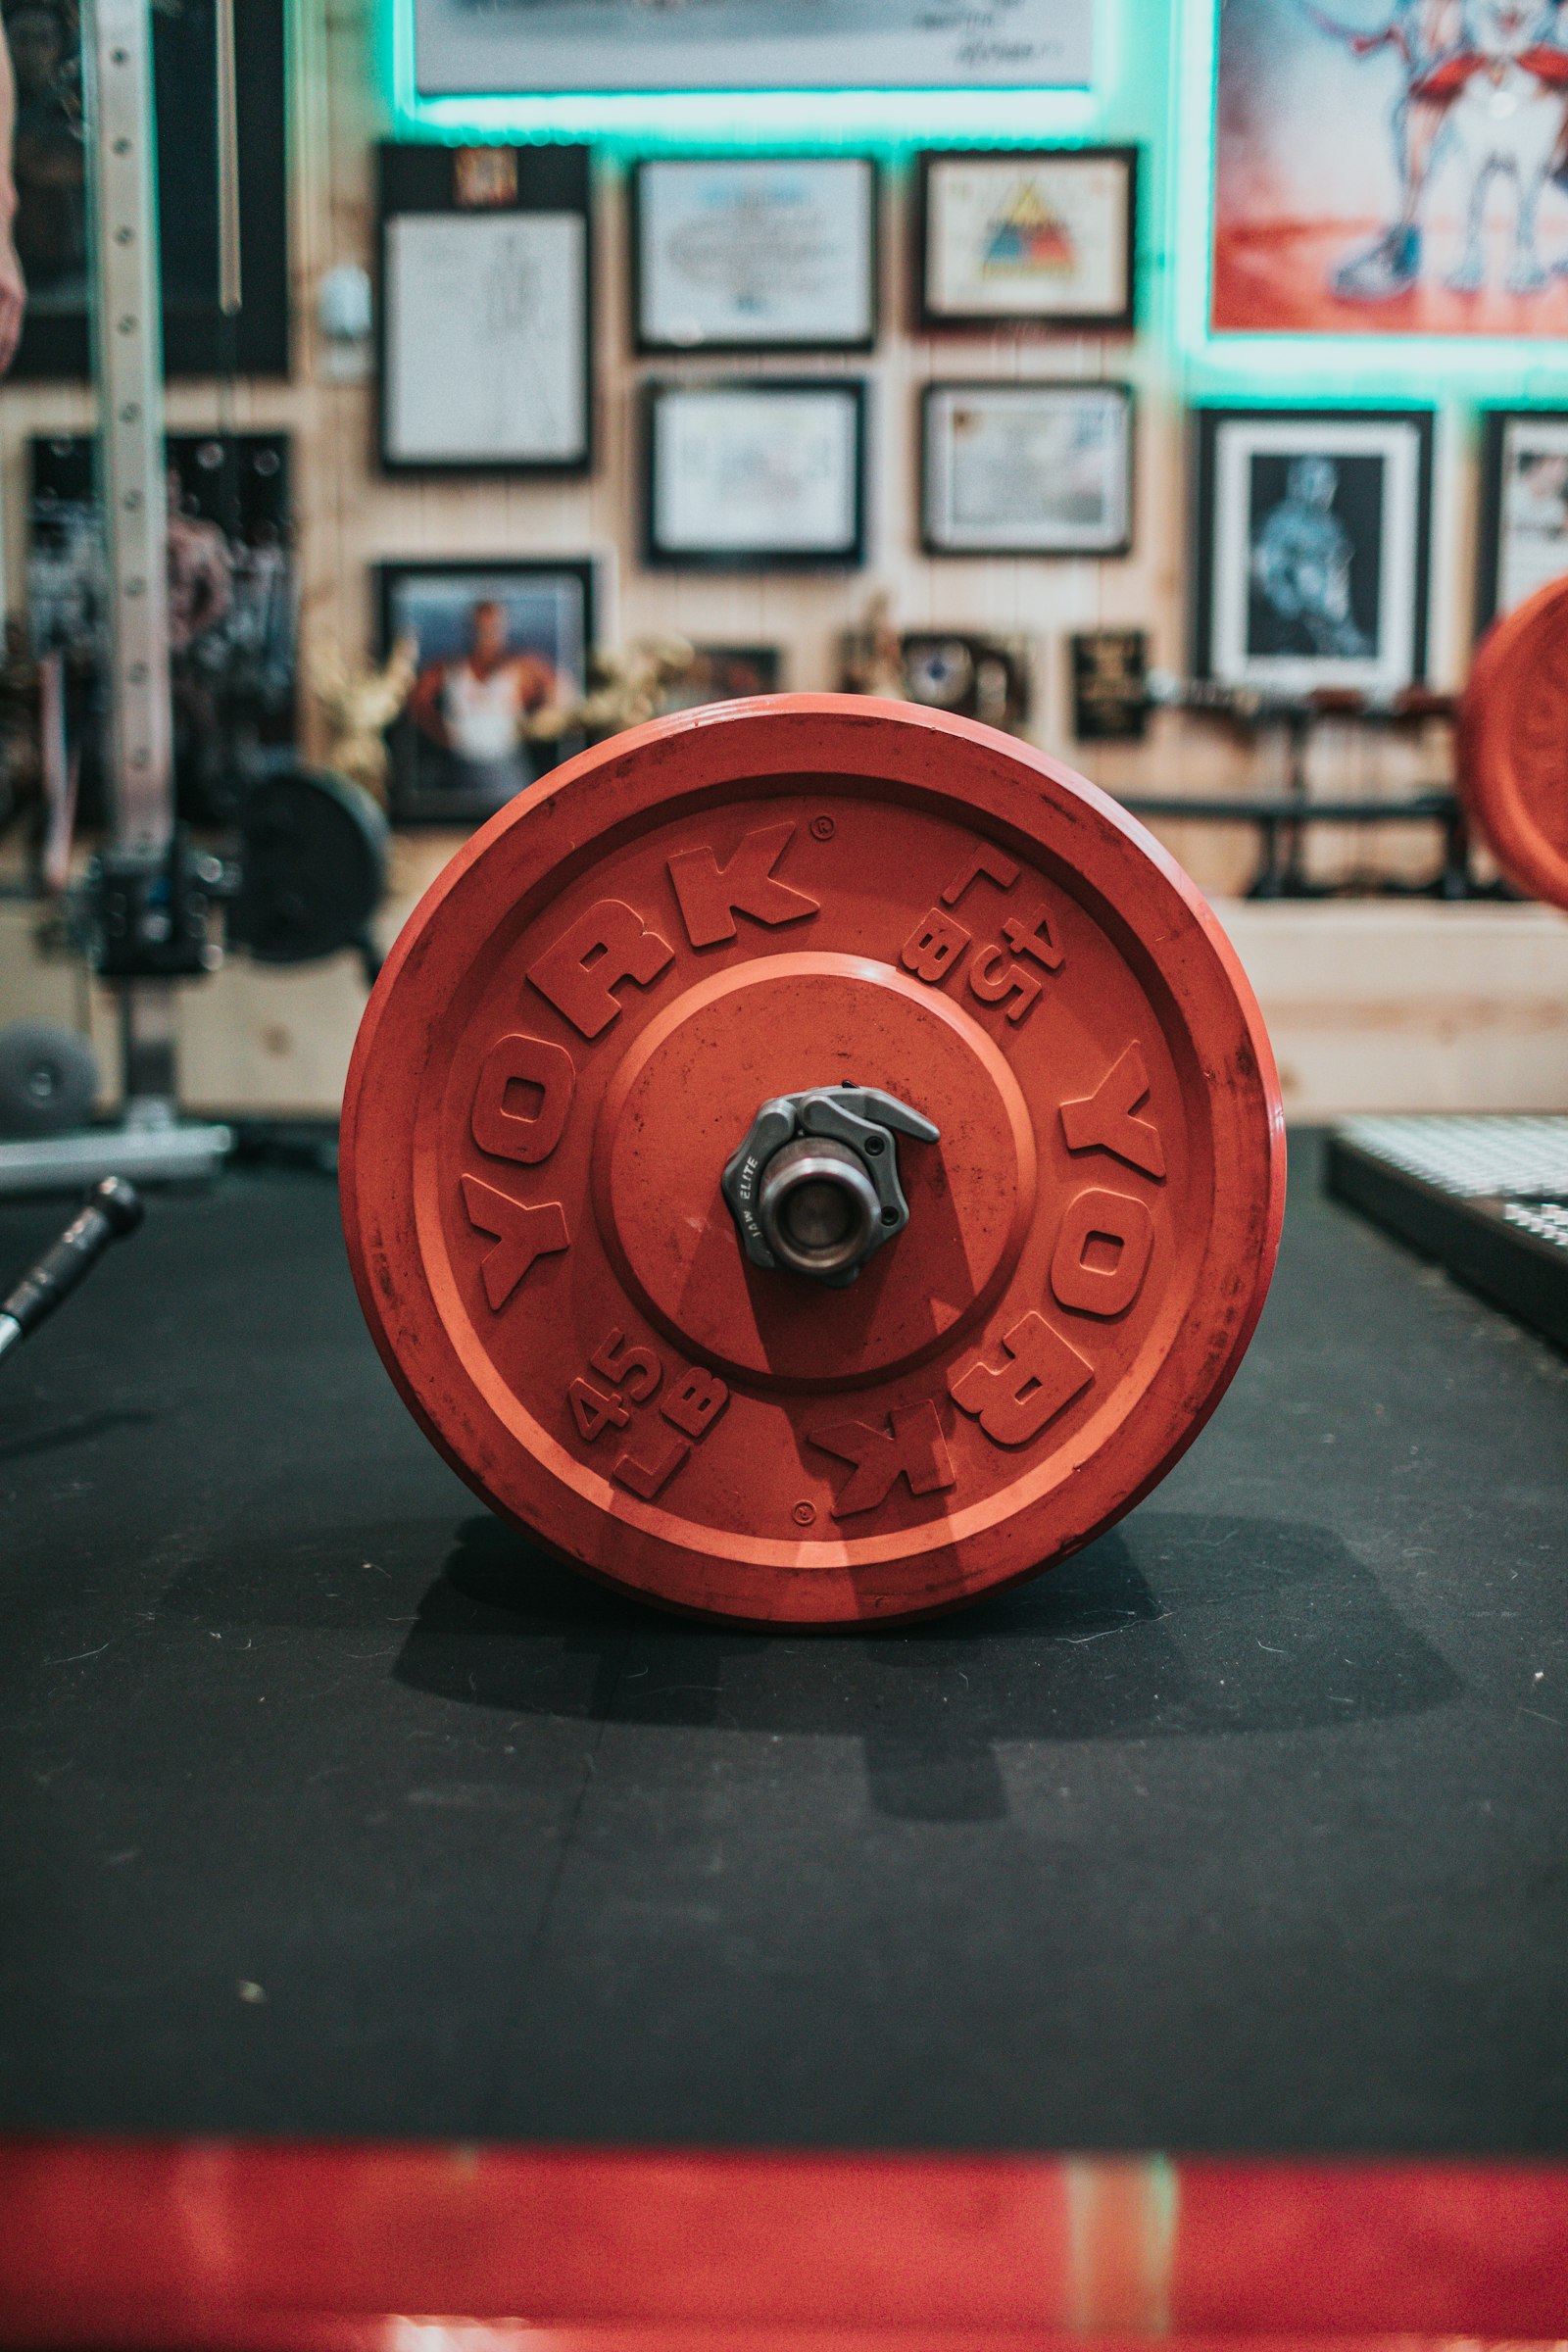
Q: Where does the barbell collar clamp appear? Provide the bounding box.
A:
[721,1084,939,1288]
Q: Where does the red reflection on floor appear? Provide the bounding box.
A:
[0,2139,1564,2349]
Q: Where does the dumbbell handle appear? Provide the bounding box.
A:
[0,1179,144,1365]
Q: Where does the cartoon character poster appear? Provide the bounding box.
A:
[1212,0,1568,334]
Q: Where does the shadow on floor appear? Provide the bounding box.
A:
[380,1509,1464,1822]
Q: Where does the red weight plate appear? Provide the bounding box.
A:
[341,696,1284,1627]
[1460,574,1568,911]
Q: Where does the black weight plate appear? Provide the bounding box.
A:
[232,765,389,967]
[0,1022,100,1139]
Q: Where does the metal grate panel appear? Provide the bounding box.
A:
[1338,1115,1568,1200]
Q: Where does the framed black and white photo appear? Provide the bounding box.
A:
[644,379,867,569]
[631,156,877,354]
[921,381,1132,557]
[414,0,1093,96]
[378,144,593,475]
[377,559,595,826]
[916,148,1137,333]
[1194,409,1434,696]
[1477,411,1568,635]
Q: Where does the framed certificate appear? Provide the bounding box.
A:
[644,379,868,569]
[917,148,1138,333]
[921,381,1133,557]
[1477,411,1568,635]
[377,144,593,474]
[632,156,878,354]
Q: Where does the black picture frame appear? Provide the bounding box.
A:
[1475,409,1568,638]
[376,556,597,827]
[1192,406,1434,694]
[629,154,879,356]
[643,377,868,570]
[376,143,594,477]
[7,0,288,380]
[914,146,1138,334]
[919,379,1134,559]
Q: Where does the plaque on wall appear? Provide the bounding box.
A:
[916,148,1138,333]
[632,156,877,355]
[644,379,867,569]
[1070,629,1149,741]
[921,382,1133,558]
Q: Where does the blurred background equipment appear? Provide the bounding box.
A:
[0,1019,97,1139]
[0,1172,142,1364]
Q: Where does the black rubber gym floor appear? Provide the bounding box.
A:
[1,1132,1565,2151]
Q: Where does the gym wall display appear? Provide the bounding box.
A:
[412,0,1093,96]
[915,149,1138,334]
[28,432,295,826]
[644,379,868,570]
[378,558,595,827]
[631,157,878,356]
[1476,411,1568,636]
[377,144,593,474]
[5,0,288,380]
[1193,408,1434,698]
[921,381,1133,558]
[1211,0,1568,336]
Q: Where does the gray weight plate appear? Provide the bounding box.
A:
[0,1022,100,1139]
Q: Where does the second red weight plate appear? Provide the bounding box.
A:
[1461,574,1568,913]
[341,696,1285,1626]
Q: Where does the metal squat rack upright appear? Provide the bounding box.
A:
[0,0,231,1192]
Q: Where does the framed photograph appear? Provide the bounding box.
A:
[1194,409,1434,696]
[632,156,877,354]
[1477,412,1568,635]
[29,433,295,827]
[5,0,287,380]
[644,379,867,569]
[917,148,1137,332]
[378,144,592,474]
[414,0,1092,97]
[378,560,595,825]
[660,645,784,712]
[1213,0,1568,337]
[921,382,1132,558]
